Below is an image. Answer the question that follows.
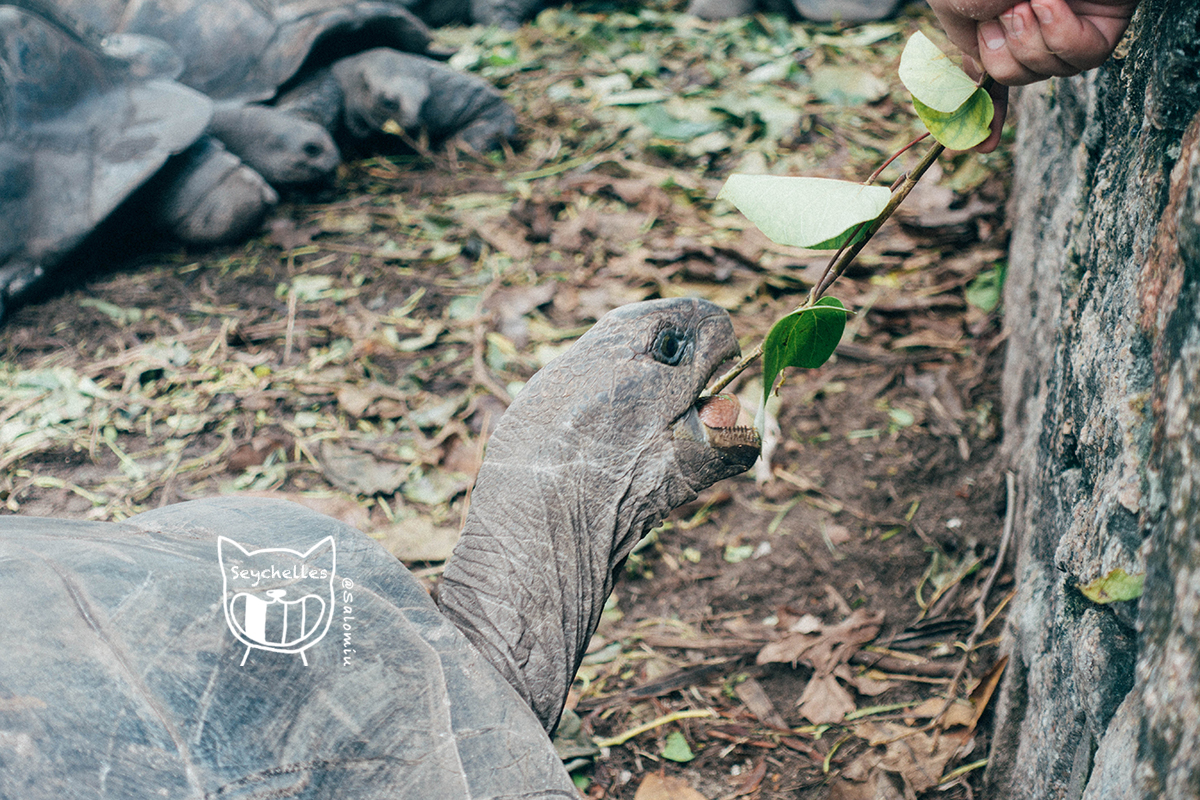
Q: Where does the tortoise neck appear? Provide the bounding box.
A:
[437,443,658,733]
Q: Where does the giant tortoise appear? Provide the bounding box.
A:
[0,0,516,320]
[0,297,760,797]
[404,0,548,28]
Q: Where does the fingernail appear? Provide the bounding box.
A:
[1003,8,1024,36]
[980,20,1006,51]
[1030,0,1052,24]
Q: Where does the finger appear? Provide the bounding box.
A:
[1031,0,1135,70]
[997,3,1082,77]
[974,82,1009,153]
[929,5,986,61]
[976,19,1046,85]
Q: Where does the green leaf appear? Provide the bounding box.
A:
[718,175,891,250]
[898,31,978,113]
[912,90,994,151]
[965,263,1007,312]
[724,544,754,564]
[660,731,695,763]
[761,297,847,408]
[637,104,722,141]
[1077,568,1145,604]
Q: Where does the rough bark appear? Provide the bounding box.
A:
[989,2,1200,797]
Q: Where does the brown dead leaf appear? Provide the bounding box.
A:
[853,721,966,794]
[833,663,895,697]
[319,440,410,496]
[967,654,1008,730]
[267,218,320,251]
[758,608,884,724]
[484,282,558,347]
[889,328,963,351]
[572,284,654,321]
[730,758,767,796]
[227,432,293,472]
[561,174,674,216]
[797,672,857,725]
[470,214,534,261]
[550,207,650,254]
[894,162,997,240]
[633,772,709,800]
[734,677,788,729]
[903,697,975,729]
[372,515,461,562]
[756,608,884,670]
[336,383,409,419]
[828,769,904,800]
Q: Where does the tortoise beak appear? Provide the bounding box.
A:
[695,393,761,465]
[672,394,761,482]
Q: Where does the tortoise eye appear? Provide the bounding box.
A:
[652,328,687,365]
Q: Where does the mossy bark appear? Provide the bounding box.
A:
[990,2,1200,797]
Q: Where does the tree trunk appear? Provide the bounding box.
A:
[989,2,1200,797]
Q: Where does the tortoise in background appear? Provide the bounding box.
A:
[0,0,516,319]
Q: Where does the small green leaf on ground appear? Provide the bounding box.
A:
[1078,568,1145,604]
[913,90,994,151]
[761,298,848,408]
[660,731,695,763]
[724,544,755,564]
[966,263,1007,311]
[899,31,978,113]
[718,175,891,250]
[637,104,722,141]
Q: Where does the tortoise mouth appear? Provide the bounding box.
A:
[695,394,761,456]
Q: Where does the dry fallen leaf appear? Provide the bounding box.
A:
[854,721,967,794]
[633,772,709,800]
[967,654,1008,730]
[828,768,905,800]
[756,608,884,670]
[373,515,461,562]
[833,663,895,697]
[903,697,975,729]
[734,677,788,729]
[758,608,884,724]
[336,382,409,419]
[798,672,857,725]
[319,440,410,496]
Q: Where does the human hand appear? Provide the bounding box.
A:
[925,0,1139,151]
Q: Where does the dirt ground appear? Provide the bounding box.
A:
[0,3,1014,798]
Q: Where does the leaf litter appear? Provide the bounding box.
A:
[1,2,1014,798]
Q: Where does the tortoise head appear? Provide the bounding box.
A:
[486,297,761,545]
[519,296,761,499]
[441,297,759,732]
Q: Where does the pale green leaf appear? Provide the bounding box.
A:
[718,175,891,249]
[637,104,722,141]
[966,264,1007,312]
[661,731,695,763]
[899,31,978,113]
[1078,568,1145,604]
[724,544,755,564]
[913,90,994,151]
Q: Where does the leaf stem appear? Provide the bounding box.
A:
[812,137,945,302]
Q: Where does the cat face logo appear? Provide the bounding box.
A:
[217,536,336,666]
